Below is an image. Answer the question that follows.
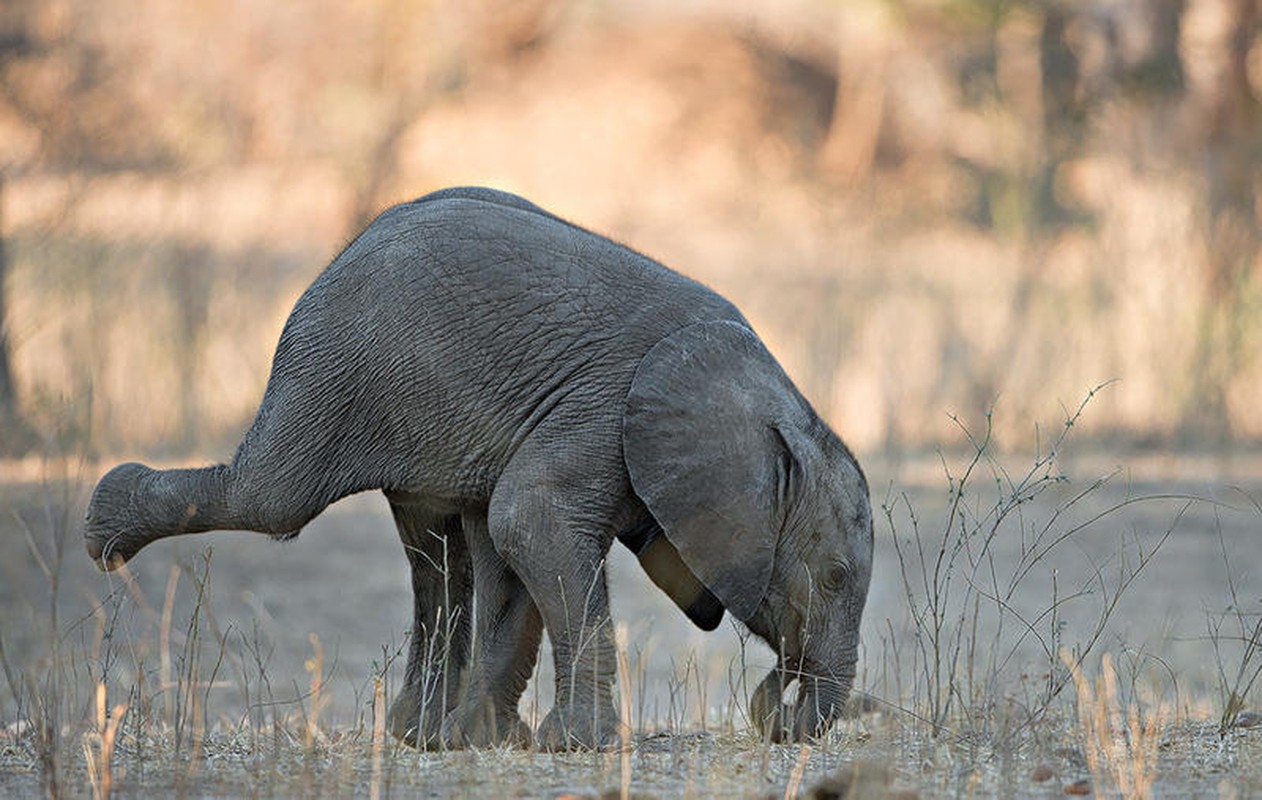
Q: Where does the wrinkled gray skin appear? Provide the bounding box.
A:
[85,187,873,750]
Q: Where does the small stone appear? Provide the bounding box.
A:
[1031,763,1054,783]
[1063,778,1091,795]
[804,760,892,799]
[599,790,658,800]
[1232,710,1262,729]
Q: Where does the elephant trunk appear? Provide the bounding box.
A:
[749,656,856,742]
[791,661,853,738]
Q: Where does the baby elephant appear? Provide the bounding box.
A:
[85,187,873,750]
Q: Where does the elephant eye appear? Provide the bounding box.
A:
[821,563,848,593]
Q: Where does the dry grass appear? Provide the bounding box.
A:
[2,397,1262,798]
[1062,651,1164,799]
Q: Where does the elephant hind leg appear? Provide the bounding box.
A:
[385,500,473,748]
[224,378,398,534]
[85,456,338,571]
[440,510,541,749]
[86,286,418,570]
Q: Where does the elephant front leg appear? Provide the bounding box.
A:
[491,489,620,751]
[440,511,542,748]
[385,501,473,748]
[530,572,619,752]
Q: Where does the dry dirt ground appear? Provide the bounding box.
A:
[0,450,1260,797]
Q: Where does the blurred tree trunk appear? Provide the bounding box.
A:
[1036,4,1084,227]
[346,0,565,232]
[1138,0,1186,92]
[0,174,28,453]
[345,0,447,233]
[0,6,32,453]
[819,5,889,185]
[1185,0,1260,444]
[0,177,13,412]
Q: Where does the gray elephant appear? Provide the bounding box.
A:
[85,187,873,750]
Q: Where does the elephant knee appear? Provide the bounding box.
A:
[485,481,543,564]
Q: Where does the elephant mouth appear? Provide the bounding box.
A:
[749,658,854,743]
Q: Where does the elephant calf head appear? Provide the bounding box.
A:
[624,320,873,742]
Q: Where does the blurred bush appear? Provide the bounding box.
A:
[0,0,1259,457]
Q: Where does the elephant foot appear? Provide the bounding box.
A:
[534,706,619,751]
[386,689,447,749]
[441,701,532,749]
[84,462,157,571]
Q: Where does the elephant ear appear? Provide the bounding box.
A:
[623,320,800,622]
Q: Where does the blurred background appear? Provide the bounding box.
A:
[1,1,1260,746]
[0,0,1259,459]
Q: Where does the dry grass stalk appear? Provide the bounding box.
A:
[304,632,329,749]
[615,622,633,800]
[159,564,179,728]
[1062,650,1163,799]
[82,681,128,800]
[784,744,812,799]
[370,675,385,800]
